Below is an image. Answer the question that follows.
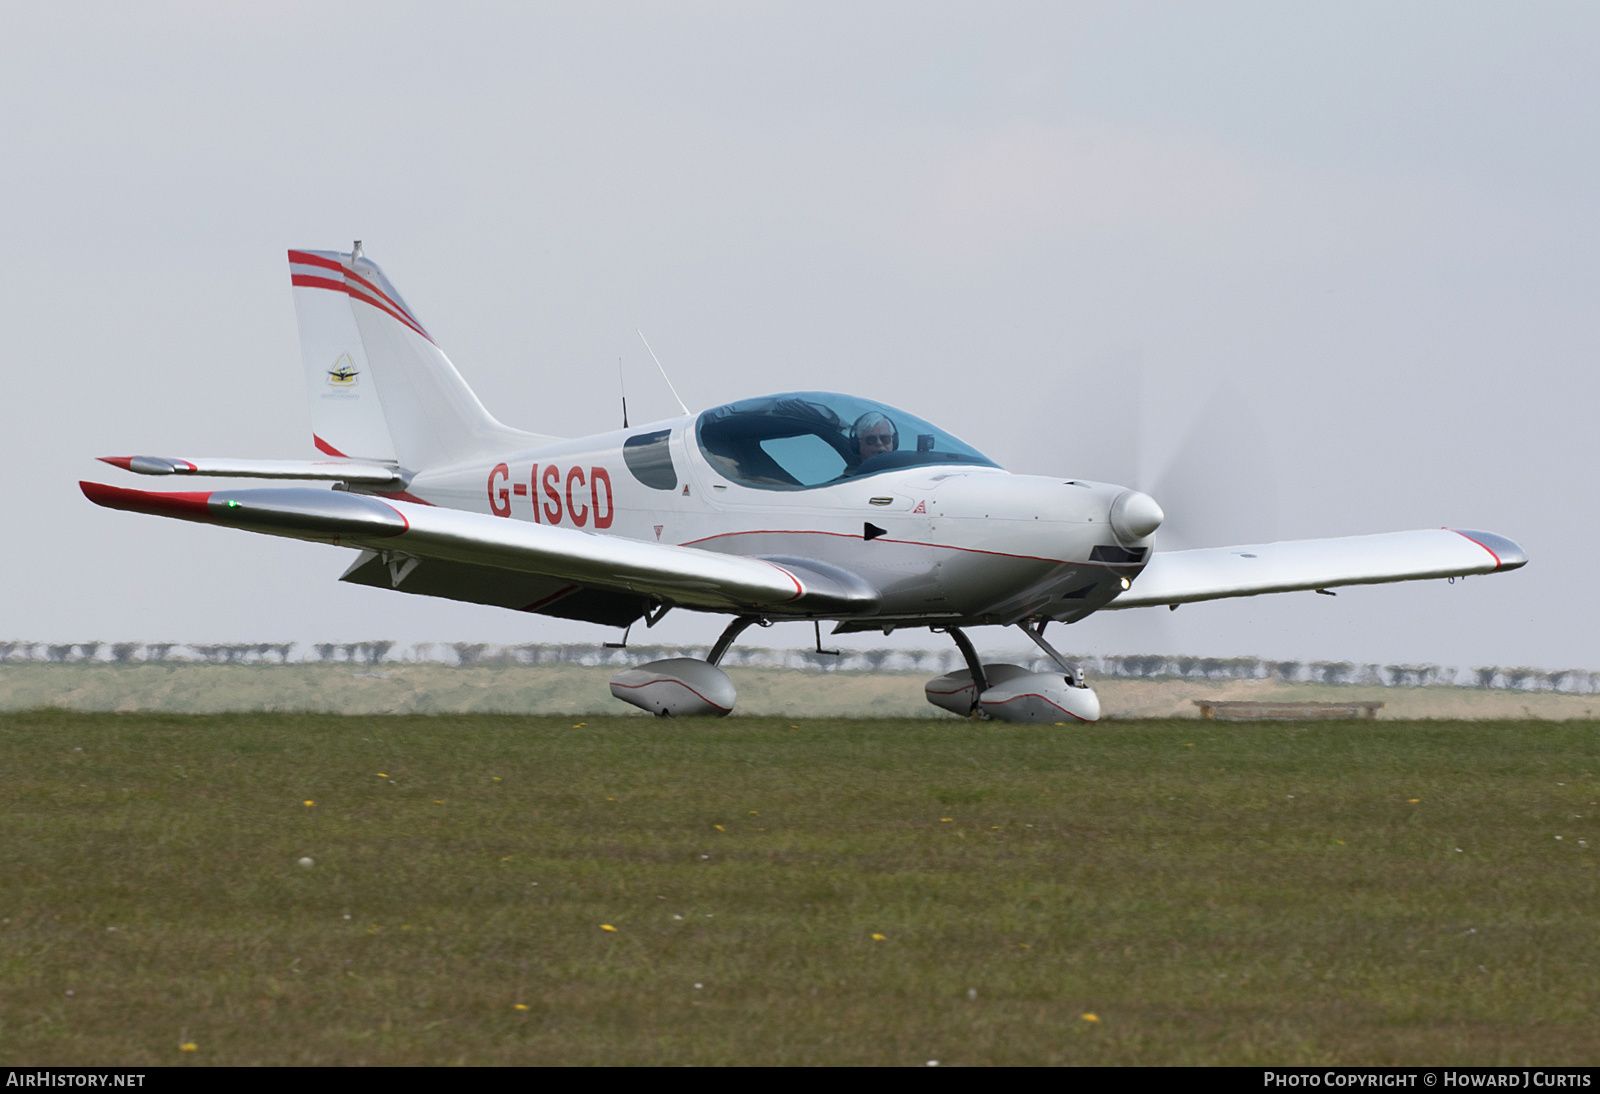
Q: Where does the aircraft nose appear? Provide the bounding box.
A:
[1110,490,1164,543]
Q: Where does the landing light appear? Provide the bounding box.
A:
[1120,577,1131,590]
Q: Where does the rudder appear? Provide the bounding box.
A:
[288,245,549,470]
[290,248,396,462]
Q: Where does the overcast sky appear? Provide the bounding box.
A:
[5,2,1594,668]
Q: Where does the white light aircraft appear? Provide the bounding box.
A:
[83,245,1527,721]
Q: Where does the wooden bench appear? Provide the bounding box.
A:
[1192,700,1385,721]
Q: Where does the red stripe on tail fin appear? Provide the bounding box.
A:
[343,284,432,343]
[290,274,346,292]
[287,250,344,272]
[342,268,429,339]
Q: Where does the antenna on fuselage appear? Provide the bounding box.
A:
[637,329,690,417]
[618,357,629,428]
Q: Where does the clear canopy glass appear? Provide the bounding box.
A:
[695,392,999,490]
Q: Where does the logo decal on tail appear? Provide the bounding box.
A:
[326,353,359,388]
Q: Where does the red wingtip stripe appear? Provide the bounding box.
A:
[313,435,348,458]
[766,563,806,601]
[1449,529,1503,568]
[98,456,134,471]
[80,481,215,521]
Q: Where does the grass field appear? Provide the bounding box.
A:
[5,661,1600,719]
[3,711,1598,1066]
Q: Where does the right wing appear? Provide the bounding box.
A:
[80,482,880,616]
[1108,528,1526,609]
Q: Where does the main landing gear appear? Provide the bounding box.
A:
[607,614,765,717]
[923,623,1101,723]
[607,614,1101,723]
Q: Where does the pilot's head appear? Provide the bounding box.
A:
[852,412,897,462]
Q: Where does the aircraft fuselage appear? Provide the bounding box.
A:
[390,415,1146,630]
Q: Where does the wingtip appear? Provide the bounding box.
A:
[1450,529,1528,571]
[97,455,192,475]
[80,480,215,520]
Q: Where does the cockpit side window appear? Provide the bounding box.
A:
[623,430,677,491]
[760,433,848,485]
[695,392,998,491]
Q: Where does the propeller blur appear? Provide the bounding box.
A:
[81,246,1528,722]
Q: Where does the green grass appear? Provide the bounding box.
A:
[2,711,1597,1065]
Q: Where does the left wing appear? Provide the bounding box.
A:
[1108,528,1525,609]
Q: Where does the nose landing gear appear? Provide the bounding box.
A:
[924,622,1101,723]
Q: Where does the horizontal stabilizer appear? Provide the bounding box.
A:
[98,456,401,485]
[1108,528,1526,609]
[80,482,881,617]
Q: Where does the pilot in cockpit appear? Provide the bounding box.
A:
[849,411,898,469]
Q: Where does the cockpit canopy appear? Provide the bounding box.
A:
[695,392,999,490]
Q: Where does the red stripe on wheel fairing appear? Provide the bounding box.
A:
[982,692,1092,723]
[80,481,215,522]
[610,677,732,713]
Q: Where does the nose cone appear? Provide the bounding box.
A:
[1110,490,1164,543]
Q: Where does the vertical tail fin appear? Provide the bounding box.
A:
[288,246,551,470]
